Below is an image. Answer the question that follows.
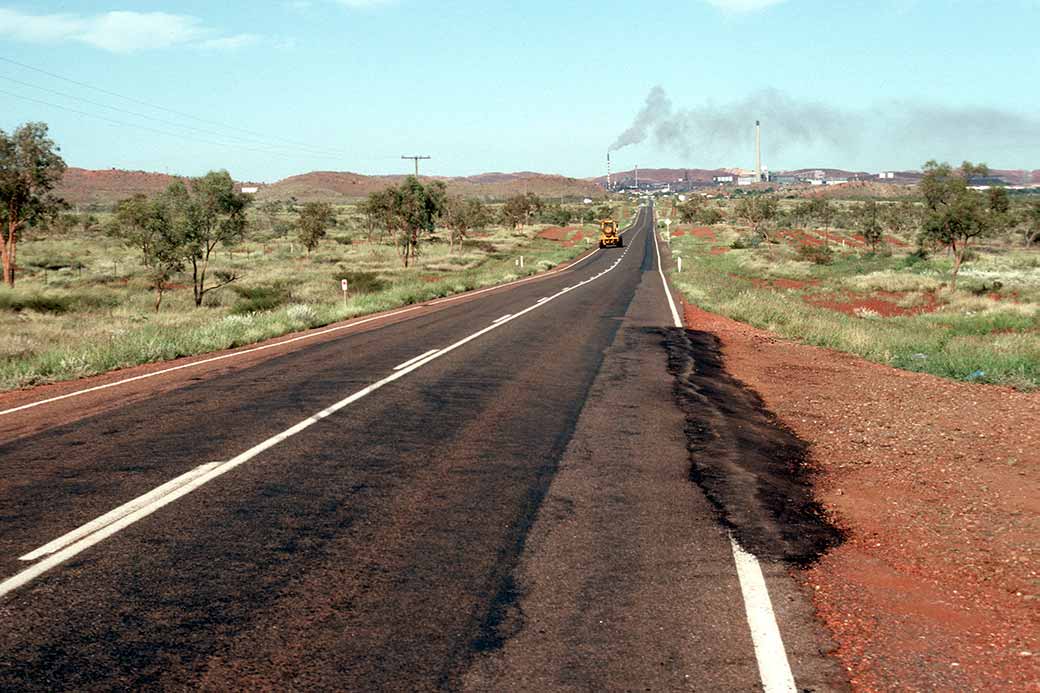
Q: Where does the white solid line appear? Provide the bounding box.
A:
[731,539,798,692]
[649,205,796,691]
[1,224,646,600]
[492,313,512,324]
[536,297,549,304]
[19,462,221,562]
[651,210,683,328]
[393,349,440,371]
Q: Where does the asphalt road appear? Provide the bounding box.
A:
[0,205,848,691]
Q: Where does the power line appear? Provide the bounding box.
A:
[0,88,348,163]
[0,55,359,159]
[0,74,341,159]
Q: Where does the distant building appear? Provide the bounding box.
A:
[771,175,800,185]
[241,186,260,194]
[824,178,849,186]
[811,170,826,180]
[737,176,757,186]
[713,175,734,184]
[878,171,895,179]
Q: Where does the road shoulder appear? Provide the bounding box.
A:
[462,248,848,691]
[682,302,1039,691]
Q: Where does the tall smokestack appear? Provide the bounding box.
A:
[755,120,762,183]
[607,152,612,191]
[635,164,639,190]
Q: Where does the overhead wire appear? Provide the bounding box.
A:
[0,54,378,162]
[0,88,348,163]
[0,73,346,159]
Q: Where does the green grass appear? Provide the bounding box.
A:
[668,230,1040,389]
[0,217,592,391]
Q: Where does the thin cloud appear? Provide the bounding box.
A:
[0,8,267,53]
[199,34,263,51]
[334,0,397,7]
[702,0,788,12]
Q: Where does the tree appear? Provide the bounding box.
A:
[442,196,489,253]
[361,188,397,243]
[881,199,919,238]
[734,196,778,239]
[296,202,336,253]
[0,122,67,286]
[166,171,252,307]
[676,196,704,223]
[917,160,1001,289]
[1024,200,1040,247]
[110,193,185,312]
[500,192,542,229]
[860,200,884,252]
[369,177,446,267]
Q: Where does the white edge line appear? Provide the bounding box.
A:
[393,349,439,371]
[651,209,683,329]
[0,239,622,418]
[731,539,798,693]
[650,205,796,691]
[2,222,648,600]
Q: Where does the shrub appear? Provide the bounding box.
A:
[230,284,290,314]
[334,270,386,294]
[796,244,835,265]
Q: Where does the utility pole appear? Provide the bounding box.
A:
[401,155,431,177]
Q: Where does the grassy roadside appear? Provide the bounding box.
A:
[665,224,1040,389]
[0,222,595,392]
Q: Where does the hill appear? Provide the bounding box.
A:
[55,168,605,207]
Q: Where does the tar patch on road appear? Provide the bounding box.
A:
[664,327,843,566]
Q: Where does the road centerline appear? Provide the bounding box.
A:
[1,222,647,600]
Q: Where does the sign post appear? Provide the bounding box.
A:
[340,278,349,307]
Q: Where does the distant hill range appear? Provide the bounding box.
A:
[56,165,1040,208]
[56,168,604,207]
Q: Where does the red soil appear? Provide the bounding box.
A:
[681,302,1040,692]
[537,226,572,241]
[776,229,824,247]
[710,246,730,255]
[805,291,940,318]
[690,226,717,241]
[671,230,686,237]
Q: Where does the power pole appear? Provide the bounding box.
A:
[401,155,431,177]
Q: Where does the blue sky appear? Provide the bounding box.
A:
[1,0,1037,181]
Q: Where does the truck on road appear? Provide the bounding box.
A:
[598,219,623,249]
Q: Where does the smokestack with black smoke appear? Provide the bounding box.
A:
[608,85,1040,167]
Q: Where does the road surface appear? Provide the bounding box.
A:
[0,205,847,691]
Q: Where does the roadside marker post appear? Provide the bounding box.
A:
[677,256,682,273]
[341,278,349,306]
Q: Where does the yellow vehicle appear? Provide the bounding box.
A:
[598,219,623,249]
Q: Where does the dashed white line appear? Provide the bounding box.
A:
[649,206,796,692]
[2,223,647,600]
[393,349,440,371]
[492,313,512,324]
